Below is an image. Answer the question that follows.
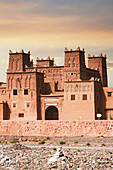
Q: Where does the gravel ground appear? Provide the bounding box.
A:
[0,137,113,169]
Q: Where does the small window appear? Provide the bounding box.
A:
[24,89,28,95]
[13,89,17,95]
[83,94,87,100]
[13,103,17,108]
[71,95,75,100]
[108,92,112,97]
[26,102,30,108]
[19,113,24,117]
[71,73,73,75]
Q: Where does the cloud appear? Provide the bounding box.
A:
[0,0,113,38]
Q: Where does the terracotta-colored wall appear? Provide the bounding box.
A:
[0,83,7,102]
[6,72,43,120]
[62,81,95,120]
[36,59,54,67]
[103,87,113,119]
[0,103,3,120]
[37,66,64,92]
[88,56,107,87]
[0,120,113,137]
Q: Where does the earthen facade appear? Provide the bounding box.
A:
[0,47,112,120]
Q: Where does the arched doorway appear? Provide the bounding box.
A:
[45,106,59,120]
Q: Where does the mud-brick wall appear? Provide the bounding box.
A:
[0,120,113,137]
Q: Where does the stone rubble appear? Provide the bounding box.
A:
[0,144,113,169]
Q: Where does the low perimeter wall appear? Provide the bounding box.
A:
[0,120,113,137]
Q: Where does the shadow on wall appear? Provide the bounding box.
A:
[3,102,11,120]
[42,83,52,95]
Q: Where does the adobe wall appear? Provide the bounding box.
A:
[63,81,95,120]
[0,120,113,137]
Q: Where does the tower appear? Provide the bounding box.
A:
[88,53,107,87]
[7,49,33,72]
[64,47,86,81]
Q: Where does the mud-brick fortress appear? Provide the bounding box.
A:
[0,47,113,121]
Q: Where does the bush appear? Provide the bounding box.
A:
[101,135,104,138]
[53,147,57,150]
[60,141,66,145]
[39,140,45,144]
[34,139,38,142]
[81,135,84,137]
[74,141,78,144]
[77,149,81,152]
[10,139,19,143]
[101,143,106,147]
[86,142,91,146]
[46,137,50,140]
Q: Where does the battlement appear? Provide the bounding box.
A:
[64,46,85,53]
[36,56,54,67]
[88,53,106,58]
[9,49,31,55]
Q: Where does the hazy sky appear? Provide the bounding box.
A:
[0,0,113,86]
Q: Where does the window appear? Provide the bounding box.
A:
[108,92,112,97]
[71,73,73,75]
[71,95,75,100]
[13,102,17,108]
[19,113,24,117]
[24,89,28,95]
[26,102,30,108]
[83,94,87,100]
[13,89,17,95]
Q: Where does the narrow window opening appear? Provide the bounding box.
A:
[83,94,87,100]
[24,89,28,95]
[13,89,17,95]
[19,113,24,117]
[108,92,112,97]
[71,95,75,100]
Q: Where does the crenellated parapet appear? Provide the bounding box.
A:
[64,46,85,53]
[36,56,54,67]
[88,53,107,58]
[9,49,31,55]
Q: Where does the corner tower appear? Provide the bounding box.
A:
[88,53,107,87]
[64,47,86,81]
[7,49,33,72]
